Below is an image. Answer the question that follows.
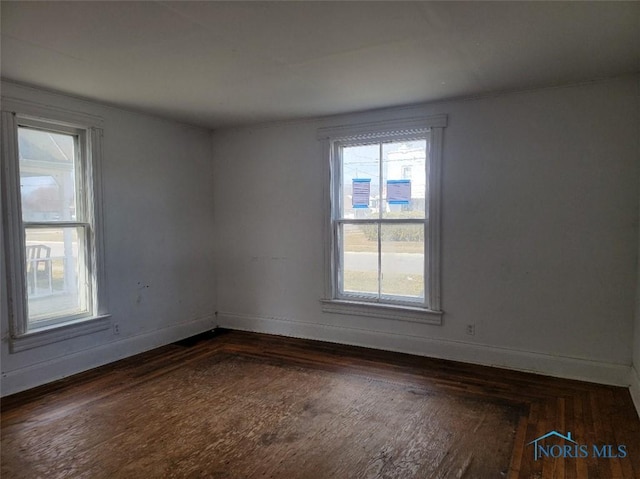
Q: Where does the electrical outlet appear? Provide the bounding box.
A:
[465,324,475,336]
[113,323,120,335]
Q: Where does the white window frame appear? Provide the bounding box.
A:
[318,115,446,324]
[1,98,110,352]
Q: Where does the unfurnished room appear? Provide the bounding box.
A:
[1,1,639,478]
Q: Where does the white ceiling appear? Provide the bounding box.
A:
[1,1,639,129]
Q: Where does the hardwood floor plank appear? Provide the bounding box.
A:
[573,394,589,479]
[2,329,639,478]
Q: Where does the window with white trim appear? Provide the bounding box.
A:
[319,115,446,323]
[2,104,109,348]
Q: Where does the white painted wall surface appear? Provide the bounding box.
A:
[632,240,640,416]
[632,121,640,414]
[1,82,217,395]
[213,76,639,385]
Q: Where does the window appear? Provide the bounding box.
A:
[319,115,446,323]
[2,102,109,350]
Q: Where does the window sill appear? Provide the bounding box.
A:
[10,314,112,353]
[320,299,442,325]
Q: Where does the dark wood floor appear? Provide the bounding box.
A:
[2,329,639,478]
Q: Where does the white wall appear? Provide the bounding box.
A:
[632,123,640,414]
[1,82,217,395]
[213,76,639,385]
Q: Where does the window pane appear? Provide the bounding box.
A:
[341,144,380,219]
[382,140,427,219]
[18,127,77,222]
[381,224,424,301]
[341,223,378,297]
[25,227,89,324]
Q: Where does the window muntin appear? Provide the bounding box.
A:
[334,135,429,306]
[16,120,95,330]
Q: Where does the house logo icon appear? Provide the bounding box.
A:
[527,431,577,461]
[527,430,629,461]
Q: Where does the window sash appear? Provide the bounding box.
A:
[22,224,93,325]
[331,132,430,308]
[24,223,92,329]
[18,126,94,329]
[334,219,428,307]
[333,135,428,222]
[18,122,88,224]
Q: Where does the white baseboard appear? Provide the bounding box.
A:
[218,311,631,387]
[629,365,640,419]
[1,315,216,397]
[5,310,635,404]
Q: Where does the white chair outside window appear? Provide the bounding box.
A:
[26,244,53,296]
